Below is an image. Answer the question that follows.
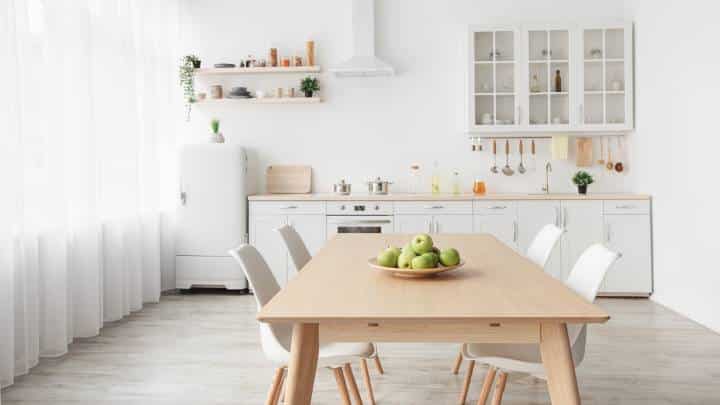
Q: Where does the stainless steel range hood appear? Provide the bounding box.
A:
[329,0,394,77]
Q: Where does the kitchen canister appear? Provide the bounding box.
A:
[210,85,223,99]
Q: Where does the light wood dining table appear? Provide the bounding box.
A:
[257,234,610,405]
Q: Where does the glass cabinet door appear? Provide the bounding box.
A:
[527,29,570,127]
[582,27,627,125]
[472,30,517,127]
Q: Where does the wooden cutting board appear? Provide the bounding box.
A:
[575,137,593,167]
[266,165,312,194]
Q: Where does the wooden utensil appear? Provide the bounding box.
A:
[614,137,625,173]
[606,138,615,171]
[266,165,312,194]
[575,137,593,167]
[598,137,605,165]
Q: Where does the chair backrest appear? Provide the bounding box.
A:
[526,224,564,268]
[275,224,312,271]
[564,243,620,366]
[228,245,292,354]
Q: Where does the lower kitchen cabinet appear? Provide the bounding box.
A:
[395,214,433,234]
[561,201,605,281]
[249,202,326,287]
[517,201,563,280]
[601,210,653,296]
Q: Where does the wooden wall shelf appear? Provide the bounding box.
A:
[197,97,322,105]
[194,66,321,76]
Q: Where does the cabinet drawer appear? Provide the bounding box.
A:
[250,201,326,215]
[394,201,472,215]
[603,200,650,215]
[474,201,518,215]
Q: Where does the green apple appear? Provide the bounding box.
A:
[411,254,435,269]
[385,246,402,259]
[439,248,461,266]
[397,251,415,269]
[411,233,434,254]
[424,252,440,267]
[377,250,398,268]
[402,242,414,254]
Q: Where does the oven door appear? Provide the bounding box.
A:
[326,216,394,239]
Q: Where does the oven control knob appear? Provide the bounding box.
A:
[374,205,380,210]
[340,205,346,210]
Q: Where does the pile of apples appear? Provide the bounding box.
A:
[376,234,461,269]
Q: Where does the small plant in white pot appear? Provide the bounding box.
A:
[300,76,319,97]
[572,170,594,195]
[209,118,225,143]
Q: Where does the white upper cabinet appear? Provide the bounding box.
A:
[467,21,633,134]
[468,27,521,130]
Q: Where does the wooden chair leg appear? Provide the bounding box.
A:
[452,351,464,375]
[373,356,385,375]
[343,363,364,405]
[265,367,285,405]
[476,366,497,405]
[332,367,352,405]
[490,371,508,405]
[360,359,376,405]
[458,359,476,405]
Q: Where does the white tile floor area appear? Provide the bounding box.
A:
[3,293,719,404]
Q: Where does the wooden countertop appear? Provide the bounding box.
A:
[258,234,610,324]
[249,192,650,201]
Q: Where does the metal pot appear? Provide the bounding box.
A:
[365,177,392,195]
[332,179,352,195]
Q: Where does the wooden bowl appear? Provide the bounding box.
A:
[367,258,465,278]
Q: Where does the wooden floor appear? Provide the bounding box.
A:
[3,293,720,404]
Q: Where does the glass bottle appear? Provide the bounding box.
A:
[431,161,440,194]
[554,70,562,92]
[452,170,460,195]
[530,74,540,93]
[409,163,421,194]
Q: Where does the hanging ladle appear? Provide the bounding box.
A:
[518,139,527,174]
[490,140,499,174]
[502,140,515,176]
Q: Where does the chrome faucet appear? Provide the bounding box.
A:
[542,162,552,193]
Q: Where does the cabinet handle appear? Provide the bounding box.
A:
[513,221,518,242]
[615,204,636,209]
[606,223,611,243]
[489,205,507,210]
[554,206,561,228]
[562,207,568,228]
[281,205,299,210]
[424,205,445,210]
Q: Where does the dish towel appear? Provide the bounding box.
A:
[551,135,569,160]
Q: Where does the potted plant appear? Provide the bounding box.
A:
[179,55,201,120]
[209,118,225,143]
[300,76,320,98]
[572,170,594,195]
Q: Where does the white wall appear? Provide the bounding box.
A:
[630,0,720,332]
[178,0,634,195]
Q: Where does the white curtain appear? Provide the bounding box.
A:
[0,0,180,394]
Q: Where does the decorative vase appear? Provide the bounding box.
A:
[577,184,587,195]
[304,90,313,98]
[192,60,201,69]
[209,132,225,143]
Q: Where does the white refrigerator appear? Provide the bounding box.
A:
[176,144,248,290]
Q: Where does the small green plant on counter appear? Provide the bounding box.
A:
[300,76,320,97]
[180,54,201,120]
[572,170,594,195]
[572,171,595,186]
[211,118,220,134]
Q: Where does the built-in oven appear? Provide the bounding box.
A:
[326,201,394,238]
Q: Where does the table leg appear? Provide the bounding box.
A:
[285,323,319,405]
[539,323,581,405]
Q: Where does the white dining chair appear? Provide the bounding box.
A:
[455,243,620,405]
[274,224,386,377]
[229,244,378,405]
[452,224,565,376]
